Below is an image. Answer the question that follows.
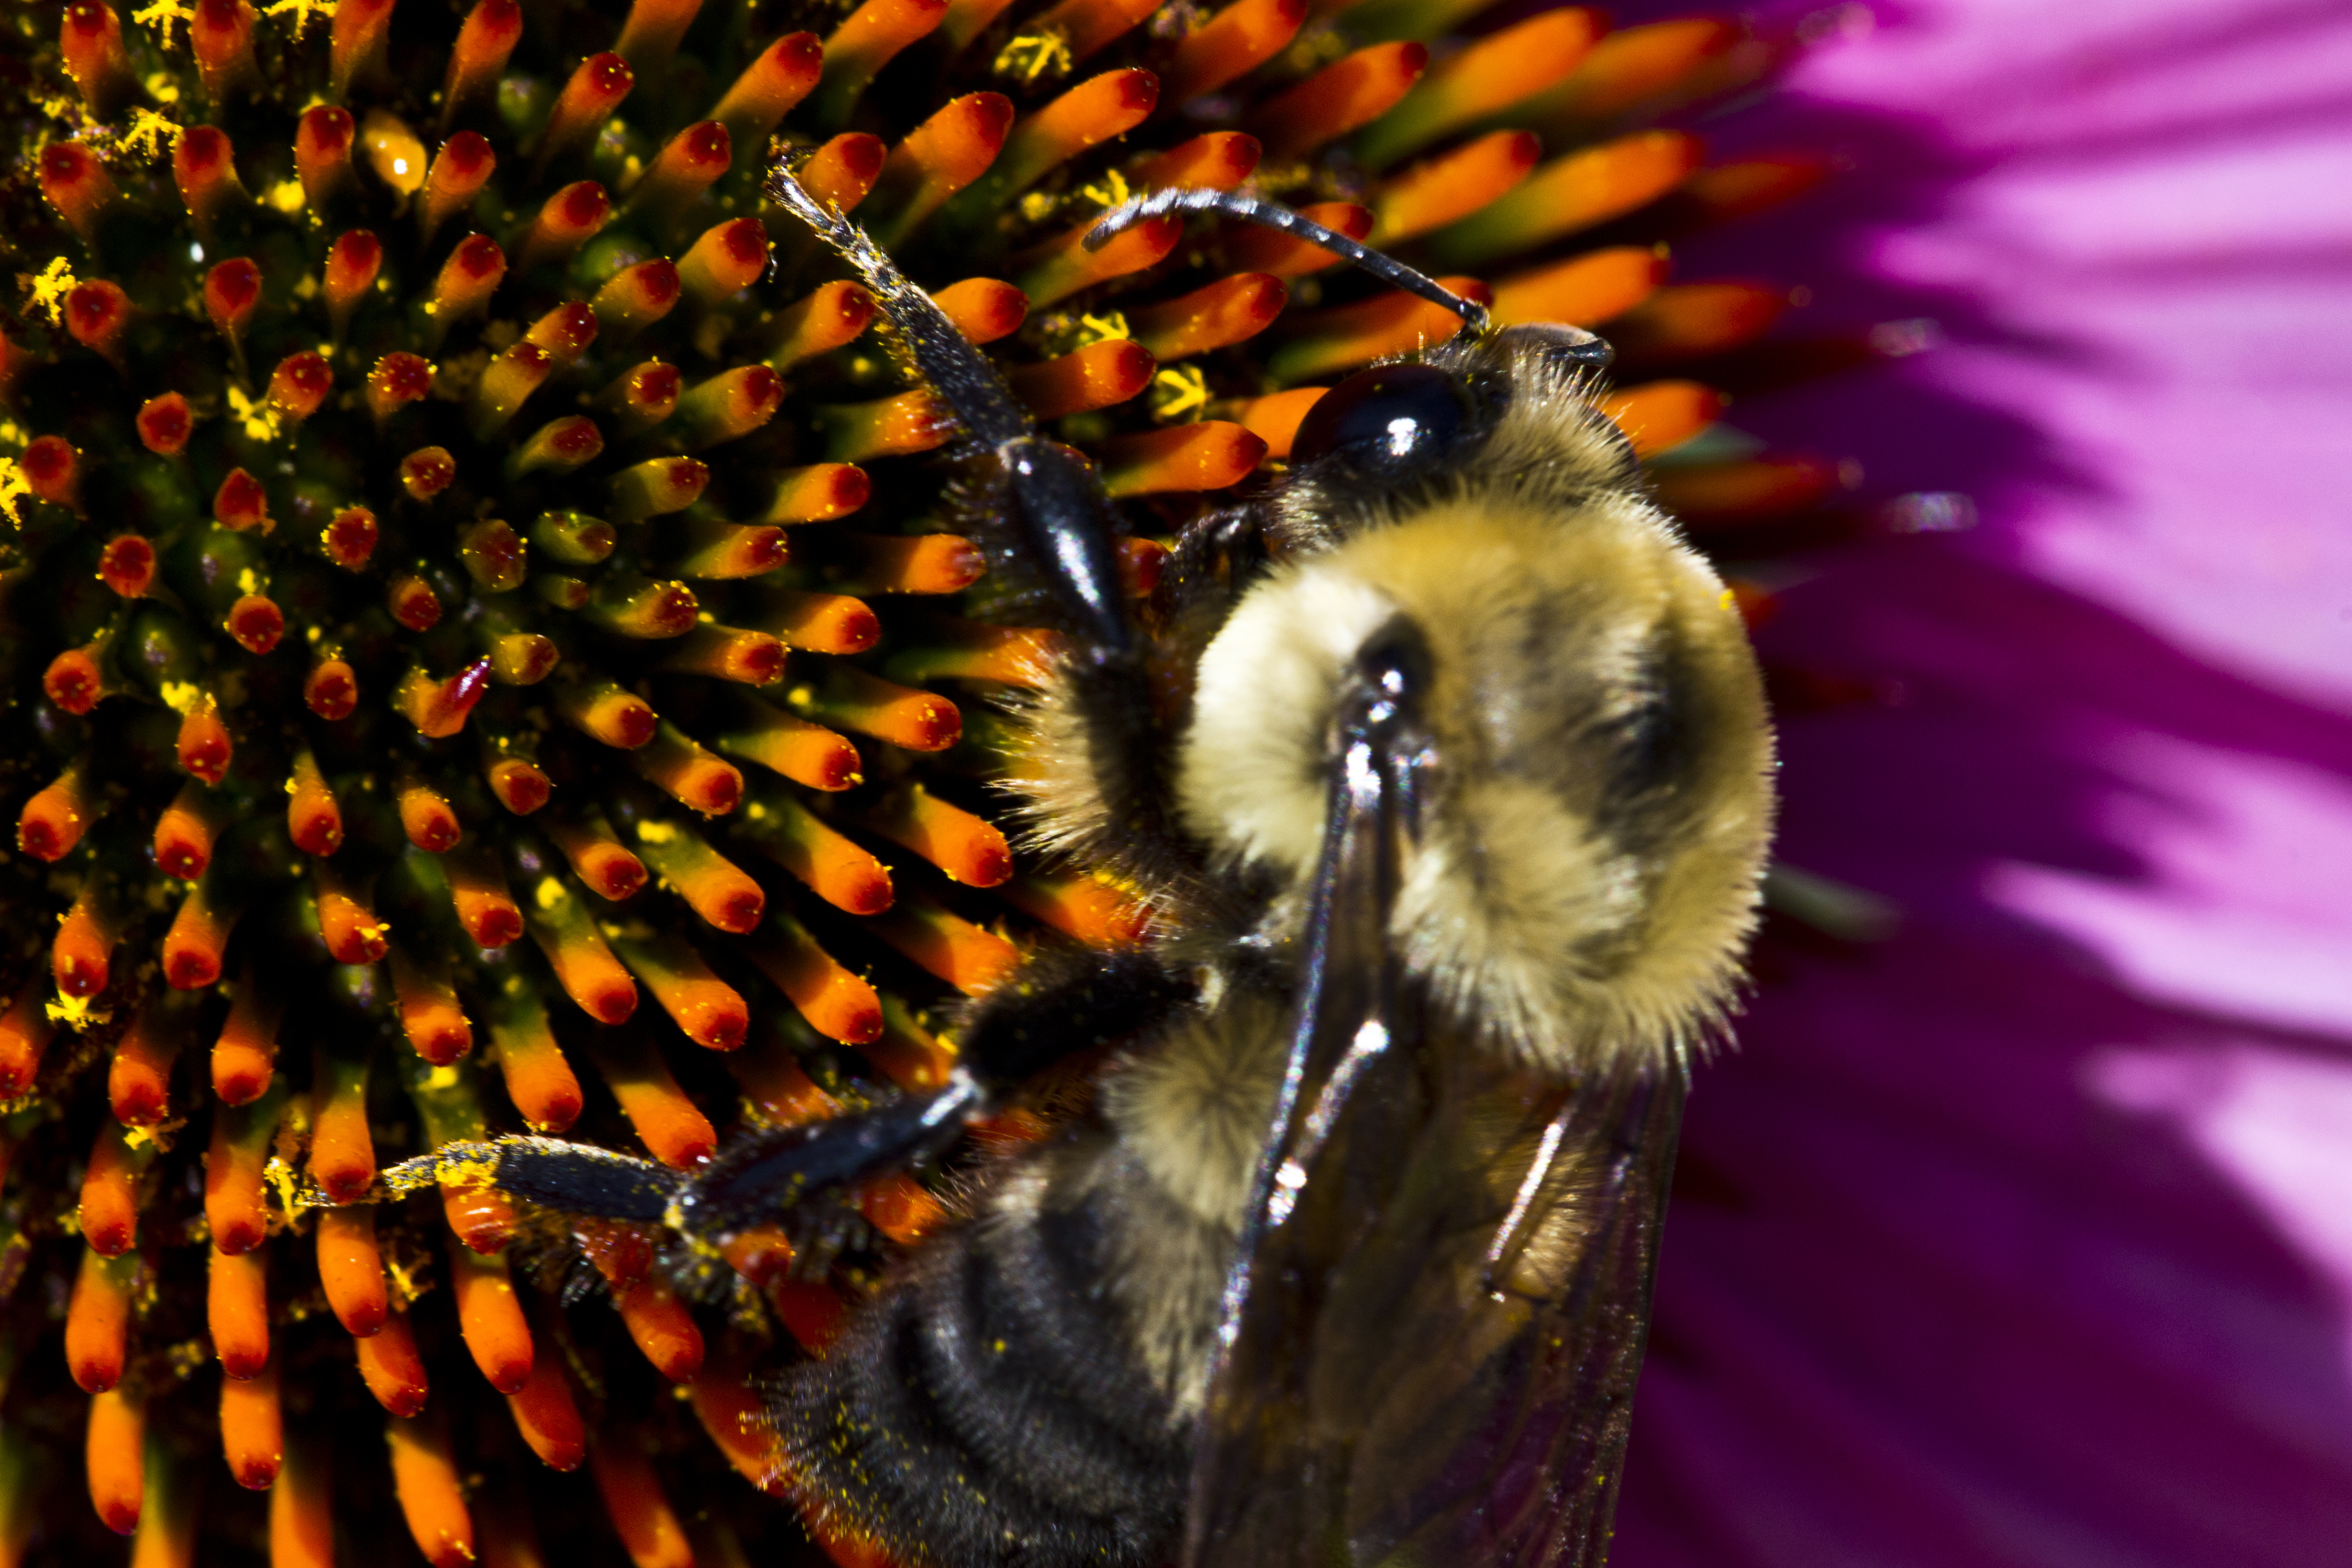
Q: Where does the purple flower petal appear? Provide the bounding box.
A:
[1602,2,2352,1561]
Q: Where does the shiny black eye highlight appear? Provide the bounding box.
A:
[1289,363,1469,479]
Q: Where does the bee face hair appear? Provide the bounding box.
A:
[1175,330,1776,1071]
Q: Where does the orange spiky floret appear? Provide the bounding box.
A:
[0,0,1847,1559]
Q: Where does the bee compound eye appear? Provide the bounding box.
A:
[1289,363,1468,478]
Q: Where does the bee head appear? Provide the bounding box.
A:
[1177,418,1775,1072]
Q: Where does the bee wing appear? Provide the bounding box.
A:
[1183,687,1686,1567]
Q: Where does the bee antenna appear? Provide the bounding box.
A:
[1085,187,1490,333]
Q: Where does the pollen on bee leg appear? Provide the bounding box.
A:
[763,280,873,371]
[439,0,523,129]
[732,791,892,915]
[869,893,1022,995]
[709,31,823,150]
[85,1388,143,1535]
[389,945,474,1065]
[317,1206,388,1337]
[311,1047,377,1207]
[812,0,950,129]
[1102,422,1269,496]
[1598,380,1727,458]
[1422,131,1705,271]
[521,874,640,1023]
[1013,215,1181,308]
[66,1245,136,1392]
[271,1435,333,1568]
[358,1312,429,1415]
[1003,869,1153,948]
[210,966,287,1103]
[388,1410,476,1568]
[1267,275,1493,382]
[296,106,357,211]
[1158,0,1308,103]
[588,1031,718,1167]
[866,92,1015,247]
[447,1240,533,1394]
[208,1242,271,1380]
[220,1355,283,1489]
[505,1323,586,1470]
[485,978,583,1132]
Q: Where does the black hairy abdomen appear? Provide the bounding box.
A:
[772,1183,1190,1568]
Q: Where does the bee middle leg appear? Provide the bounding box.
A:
[404,947,1194,1238]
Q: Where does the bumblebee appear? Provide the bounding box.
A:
[391,174,1776,1567]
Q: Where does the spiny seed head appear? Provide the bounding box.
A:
[0,0,1831,1557]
